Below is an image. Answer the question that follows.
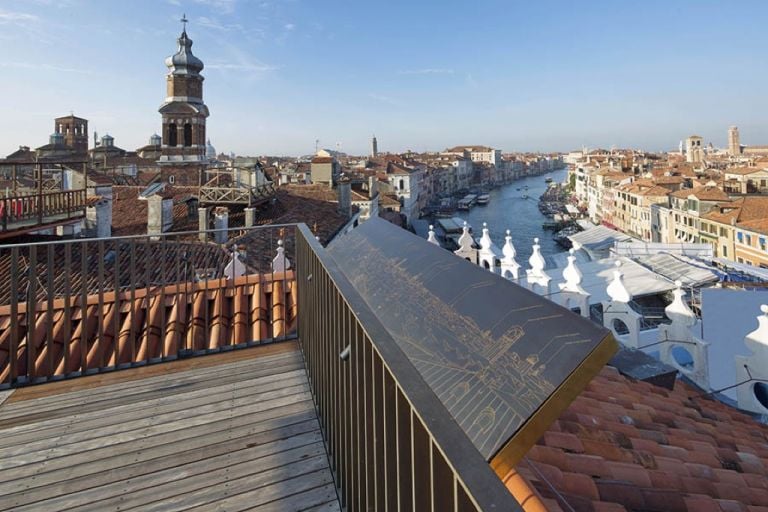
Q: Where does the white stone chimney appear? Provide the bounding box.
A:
[85,196,112,238]
[147,193,173,239]
[213,207,229,244]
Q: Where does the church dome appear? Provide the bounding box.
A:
[206,139,216,160]
[165,30,204,75]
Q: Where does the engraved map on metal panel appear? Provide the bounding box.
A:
[327,218,610,460]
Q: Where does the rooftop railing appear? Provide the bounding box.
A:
[296,224,522,511]
[0,189,86,232]
[0,224,297,387]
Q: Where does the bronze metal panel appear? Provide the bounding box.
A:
[327,218,616,461]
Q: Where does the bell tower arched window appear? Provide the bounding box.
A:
[168,123,177,147]
[184,123,193,147]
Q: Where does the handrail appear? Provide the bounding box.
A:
[296,224,521,511]
[0,224,299,387]
[0,189,86,230]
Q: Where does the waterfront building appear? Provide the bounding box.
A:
[701,196,768,259]
[444,145,502,168]
[667,185,730,244]
[612,181,670,241]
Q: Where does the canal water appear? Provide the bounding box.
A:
[453,168,570,265]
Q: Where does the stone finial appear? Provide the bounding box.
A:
[500,229,520,279]
[272,239,292,272]
[502,229,516,260]
[526,237,551,287]
[480,222,492,250]
[559,248,587,295]
[477,222,497,272]
[457,221,473,252]
[664,280,696,328]
[427,224,439,245]
[528,238,545,273]
[746,304,768,350]
[606,260,631,303]
[224,248,246,279]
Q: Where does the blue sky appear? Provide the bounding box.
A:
[1,0,768,156]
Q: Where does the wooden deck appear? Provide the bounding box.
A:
[0,341,340,512]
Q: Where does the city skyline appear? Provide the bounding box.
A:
[2,0,768,156]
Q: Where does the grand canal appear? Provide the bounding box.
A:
[452,167,570,264]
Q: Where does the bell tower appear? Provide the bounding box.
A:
[158,15,210,181]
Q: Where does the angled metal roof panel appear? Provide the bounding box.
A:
[327,218,616,464]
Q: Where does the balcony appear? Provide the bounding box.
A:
[0,189,87,236]
[0,219,616,511]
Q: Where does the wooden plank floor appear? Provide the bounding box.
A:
[0,342,340,512]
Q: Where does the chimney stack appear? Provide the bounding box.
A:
[147,193,173,240]
[337,178,351,218]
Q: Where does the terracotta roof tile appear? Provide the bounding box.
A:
[511,366,768,511]
[543,431,584,453]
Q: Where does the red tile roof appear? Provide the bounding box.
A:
[504,365,768,511]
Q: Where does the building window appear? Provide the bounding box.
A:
[183,123,193,147]
[761,237,767,251]
[169,175,175,184]
[737,232,743,243]
[723,246,728,257]
[168,123,177,147]
[746,234,752,246]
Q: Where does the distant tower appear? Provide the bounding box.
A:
[371,135,378,158]
[728,126,741,156]
[55,114,88,155]
[158,15,210,178]
[685,135,703,164]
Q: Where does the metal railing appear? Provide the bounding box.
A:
[0,189,86,230]
[0,224,297,387]
[296,224,521,512]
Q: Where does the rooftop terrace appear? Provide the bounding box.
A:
[0,219,766,511]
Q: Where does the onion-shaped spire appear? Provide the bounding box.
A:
[165,17,204,76]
